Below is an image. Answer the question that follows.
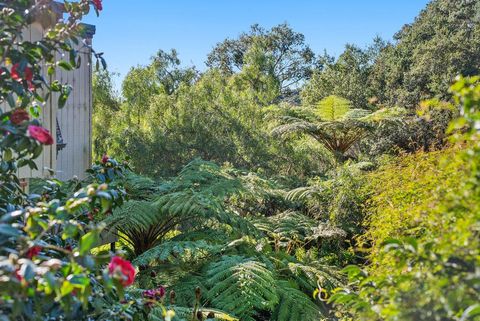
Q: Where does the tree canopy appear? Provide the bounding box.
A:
[206,23,316,97]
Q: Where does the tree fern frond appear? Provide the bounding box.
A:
[149,306,238,321]
[308,223,347,241]
[342,108,372,120]
[169,274,207,307]
[272,281,323,321]
[103,200,158,233]
[123,170,160,200]
[359,106,407,122]
[316,95,352,121]
[287,262,344,290]
[286,186,324,202]
[205,256,279,320]
[133,240,224,266]
[271,119,319,137]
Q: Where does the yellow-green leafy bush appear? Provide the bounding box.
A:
[361,147,471,264]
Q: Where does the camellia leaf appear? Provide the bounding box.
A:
[57,60,73,71]
[79,231,99,255]
[0,224,21,237]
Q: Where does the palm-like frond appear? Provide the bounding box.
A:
[273,95,405,161]
[253,211,317,252]
[286,262,344,291]
[316,95,352,121]
[205,256,279,321]
[103,200,184,255]
[154,159,258,235]
[286,185,325,202]
[134,240,224,266]
[123,170,160,200]
[149,306,238,321]
[272,281,323,321]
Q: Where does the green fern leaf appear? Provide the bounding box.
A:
[272,281,323,321]
[205,256,279,320]
[316,95,352,121]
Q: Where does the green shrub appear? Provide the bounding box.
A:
[330,77,480,321]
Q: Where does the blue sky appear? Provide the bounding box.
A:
[84,1,431,90]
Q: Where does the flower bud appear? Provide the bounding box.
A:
[195,286,201,300]
[169,290,176,304]
[87,187,96,196]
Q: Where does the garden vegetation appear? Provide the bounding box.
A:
[1,0,479,320]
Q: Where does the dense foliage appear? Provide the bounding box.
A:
[3,0,480,320]
[89,1,480,319]
[329,78,480,321]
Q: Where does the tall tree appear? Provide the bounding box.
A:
[369,0,480,109]
[206,23,315,96]
[122,49,197,125]
[301,39,385,109]
[92,69,121,158]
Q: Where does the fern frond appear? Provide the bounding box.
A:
[287,262,344,290]
[205,256,279,320]
[342,108,372,120]
[271,119,319,137]
[103,200,158,233]
[123,171,160,200]
[134,240,224,266]
[316,95,352,121]
[272,281,323,321]
[286,185,324,202]
[149,306,238,321]
[169,274,207,307]
[153,160,258,235]
[308,223,347,241]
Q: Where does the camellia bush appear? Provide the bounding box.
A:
[0,1,176,320]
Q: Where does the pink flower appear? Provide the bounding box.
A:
[26,246,42,259]
[108,256,135,287]
[92,0,103,11]
[10,109,30,125]
[143,286,166,300]
[28,125,54,145]
[101,154,109,164]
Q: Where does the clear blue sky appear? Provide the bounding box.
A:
[84,0,431,90]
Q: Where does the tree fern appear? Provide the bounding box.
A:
[134,240,224,266]
[103,200,184,256]
[122,170,160,200]
[286,262,344,291]
[271,281,322,321]
[149,306,238,321]
[154,159,258,235]
[252,211,318,252]
[273,95,404,161]
[205,256,279,321]
[316,95,352,121]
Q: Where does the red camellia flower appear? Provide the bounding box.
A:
[26,246,42,259]
[28,125,54,145]
[108,256,135,287]
[92,0,102,11]
[15,269,23,282]
[101,154,109,164]
[10,109,30,125]
[11,63,35,91]
[11,63,33,82]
